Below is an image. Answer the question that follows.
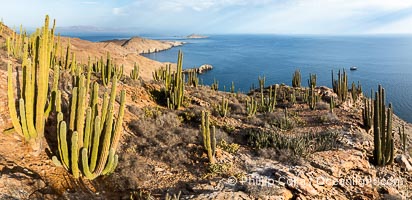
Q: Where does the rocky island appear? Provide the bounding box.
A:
[187,34,209,39]
[0,16,411,200]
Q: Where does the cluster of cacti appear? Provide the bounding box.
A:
[362,95,373,132]
[261,85,277,112]
[211,78,219,91]
[165,51,185,110]
[53,74,126,179]
[7,16,58,146]
[130,63,140,80]
[351,81,362,102]
[398,125,407,154]
[292,69,301,88]
[186,70,199,87]
[218,96,229,117]
[96,52,124,86]
[332,69,348,102]
[329,96,335,113]
[278,107,293,130]
[246,97,258,117]
[373,85,394,166]
[6,25,25,58]
[308,73,317,88]
[200,111,216,164]
[152,66,169,81]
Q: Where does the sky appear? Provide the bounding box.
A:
[1,0,412,35]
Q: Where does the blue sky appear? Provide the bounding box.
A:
[1,0,412,35]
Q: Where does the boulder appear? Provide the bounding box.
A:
[395,155,412,172]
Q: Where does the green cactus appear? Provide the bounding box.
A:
[230,81,235,93]
[373,85,394,166]
[218,96,229,117]
[200,111,216,164]
[211,78,219,91]
[362,95,373,132]
[130,63,140,80]
[53,74,126,179]
[292,69,301,88]
[398,125,407,154]
[246,96,258,117]
[186,70,199,87]
[7,15,58,146]
[166,51,185,110]
[308,85,318,110]
[290,89,296,105]
[330,96,335,113]
[308,73,317,88]
[332,69,348,102]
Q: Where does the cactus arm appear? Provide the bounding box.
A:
[90,116,101,172]
[7,63,24,137]
[76,75,86,148]
[81,148,97,180]
[69,87,78,131]
[110,90,126,151]
[71,131,80,178]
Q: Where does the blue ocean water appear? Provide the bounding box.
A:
[141,35,412,123]
[75,34,412,123]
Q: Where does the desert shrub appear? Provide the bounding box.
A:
[127,105,141,116]
[317,101,330,110]
[247,129,340,157]
[318,112,339,124]
[208,163,232,175]
[222,124,236,134]
[271,113,295,130]
[219,139,240,154]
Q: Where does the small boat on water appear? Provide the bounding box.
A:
[350,66,357,71]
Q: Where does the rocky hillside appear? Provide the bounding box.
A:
[0,20,411,200]
[102,37,183,54]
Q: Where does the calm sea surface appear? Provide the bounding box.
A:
[78,34,412,123]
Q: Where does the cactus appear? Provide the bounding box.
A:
[398,125,407,154]
[292,69,301,88]
[166,51,185,110]
[332,69,348,102]
[246,96,258,117]
[230,81,235,93]
[330,96,335,113]
[200,111,216,164]
[290,89,296,105]
[373,85,394,166]
[53,73,126,179]
[308,73,317,88]
[211,78,219,91]
[258,76,265,91]
[263,85,277,112]
[186,70,199,87]
[362,95,373,132]
[218,96,229,117]
[130,63,140,80]
[7,15,58,146]
[308,85,318,110]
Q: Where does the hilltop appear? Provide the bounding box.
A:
[0,19,411,200]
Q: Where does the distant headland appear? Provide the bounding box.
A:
[186,34,208,39]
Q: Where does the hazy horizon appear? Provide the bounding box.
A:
[2,0,412,35]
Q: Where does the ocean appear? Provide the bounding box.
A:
[78,34,412,123]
